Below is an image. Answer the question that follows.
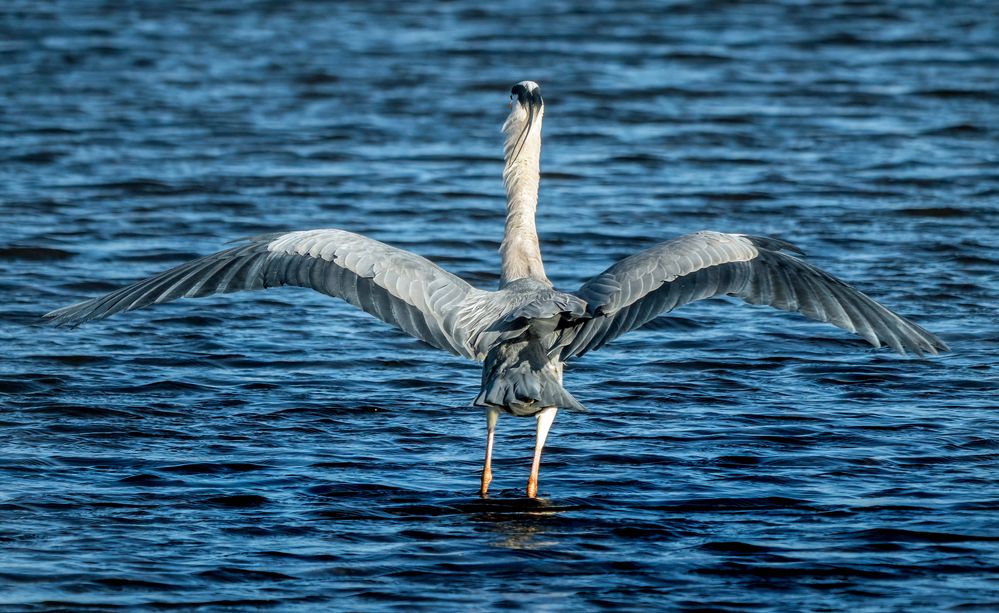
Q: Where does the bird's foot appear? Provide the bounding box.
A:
[526,476,538,499]
[480,469,492,498]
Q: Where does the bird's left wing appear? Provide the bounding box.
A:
[562,231,947,358]
[45,229,489,359]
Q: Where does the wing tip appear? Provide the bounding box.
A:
[921,334,950,357]
[42,312,82,328]
[879,331,949,358]
[42,300,98,328]
[42,306,74,326]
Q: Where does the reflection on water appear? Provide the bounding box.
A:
[466,498,571,550]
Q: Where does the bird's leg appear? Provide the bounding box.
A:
[480,408,500,498]
[526,407,558,499]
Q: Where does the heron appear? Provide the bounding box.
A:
[45,80,947,499]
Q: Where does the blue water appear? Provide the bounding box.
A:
[2,1,997,611]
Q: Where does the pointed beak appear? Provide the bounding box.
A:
[510,87,543,162]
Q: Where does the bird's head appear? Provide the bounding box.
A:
[510,80,543,112]
[503,81,544,164]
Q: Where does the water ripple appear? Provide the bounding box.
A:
[1,0,997,611]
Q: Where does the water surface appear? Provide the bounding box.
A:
[2,1,998,611]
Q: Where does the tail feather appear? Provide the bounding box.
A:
[473,337,585,415]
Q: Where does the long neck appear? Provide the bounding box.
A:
[500,106,548,287]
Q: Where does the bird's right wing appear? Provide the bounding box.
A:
[563,231,947,358]
[45,229,489,359]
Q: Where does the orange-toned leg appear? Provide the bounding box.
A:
[526,407,557,498]
[480,408,500,498]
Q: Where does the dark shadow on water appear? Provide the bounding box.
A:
[451,492,589,522]
[308,488,591,550]
[452,493,593,551]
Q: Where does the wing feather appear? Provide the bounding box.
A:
[45,229,488,359]
[565,231,947,358]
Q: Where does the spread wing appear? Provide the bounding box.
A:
[564,231,947,358]
[44,229,490,359]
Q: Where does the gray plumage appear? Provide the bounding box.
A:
[43,227,947,400]
[45,230,595,411]
[47,229,488,360]
[565,231,946,358]
[44,80,947,498]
